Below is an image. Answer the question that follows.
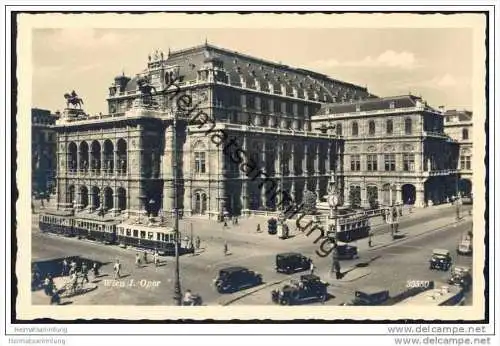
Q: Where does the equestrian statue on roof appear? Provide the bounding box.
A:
[64,90,84,109]
[136,75,157,97]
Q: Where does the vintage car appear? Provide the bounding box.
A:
[457,237,473,256]
[429,249,452,271]
[340,286,390,306]
[447,266,472,291]
[213,266,263,293]
[276,252,312,274]
[334,242,359,260]
[271,274,329,305]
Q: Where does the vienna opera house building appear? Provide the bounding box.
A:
[45,43,459,222]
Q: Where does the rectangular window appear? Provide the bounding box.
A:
[384,154,396,171]
[194,152,206,173]
[403,154,415,171]
[133,229,138,237]
[140,231,146,239]
[350,155,361,171]
[461,156,471,170]
[148,232,154,240]
[367,154,378,171]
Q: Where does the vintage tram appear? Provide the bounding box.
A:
[39,214,74,236]
[73,218,118,244]
[327,213,371,243]
[116,221,193,256]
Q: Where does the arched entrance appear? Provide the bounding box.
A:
[381,184,391,206]
[117,139,127,175]
[68,185,75,206]
[79,186,89,208]
[91,187,100,209]
[90,140,101,174]
[103,140,114,174]
[79,141,89,172]
[458,179,472,197]
[402,184,416,205]
[117,187,126,211]
[349,185,361,208]
[193,191,208,215]
[68,142,77,171]
[103,187,113,211]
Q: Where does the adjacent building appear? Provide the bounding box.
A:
[311,95,460,208]
[32,108,58,197]
[443,109,473,197]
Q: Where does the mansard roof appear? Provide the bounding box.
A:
[316,94,435,116]
[144,43,375,102]
[445,109,472,122]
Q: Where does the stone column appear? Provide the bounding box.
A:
[314,143,320,200]
[361,183,368,208]
[260,141,267,208]
[326,143,331,174]
[100,141,106,176]
[114,149,119,177]
[415,183,425,208]
[74,189,82,211]
[302,144,308,176]
[112,192,120,215]
[241,135,250,216]
[288,142,295,176]
[396,185,403,204]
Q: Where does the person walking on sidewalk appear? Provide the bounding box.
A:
[309,261,315,275]
[256,224,261,233]
[223,241,229,256]
[113,259,121,279]
[368,232,373,248]
[143,250,148,265]
[195,236,201,251]
[61,258,69,276]
[135,253,141,268]
[234,217,238,225]
[81,262,89,284]
[153,251,160,267]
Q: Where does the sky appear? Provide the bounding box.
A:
[32,27,474,115]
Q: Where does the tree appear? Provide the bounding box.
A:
[349,186,361,208]
[367,186,379,209]
[302,190,317,214]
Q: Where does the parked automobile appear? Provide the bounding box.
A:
[275,252,312,274]
[213,266,263,293]
[340,286,390,306]
[448,266,472,292]
[429,249,452,271]
[271,274,329,305]
[268,218,278,235]
[334,242,359,260]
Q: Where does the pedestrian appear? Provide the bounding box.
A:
[50,288,61,305]
[195,236,201,250]
[334,260,341,280]
[368,232,373,247]
[234,217,238,225]
[223,219,228,228]
[61,258,69,276]
[81,262,89,284]
[309,261,315,275]
[69,260,77,276]
[224,241,229,256]
[92,262,99,279]
[135,253,141,268]
[184,235,190,248]
[143,250,148,265]
[256,224,261,233]
[113,259,121,279]
[154,251,160,267]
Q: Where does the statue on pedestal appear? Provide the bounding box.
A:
[64,90,84,109]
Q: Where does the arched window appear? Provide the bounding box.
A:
[351,122,359,136]
[405,118,412,134]
[368,120,375,135]
[462,128,469,140]
[386,119,393,135]
[336,123,343,136]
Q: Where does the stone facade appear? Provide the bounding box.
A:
[52,43,369,219]
[311,95,460,208]
[32,108,58,197]
[443,109,473,196]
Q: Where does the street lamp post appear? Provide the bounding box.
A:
[172,116,182,306]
